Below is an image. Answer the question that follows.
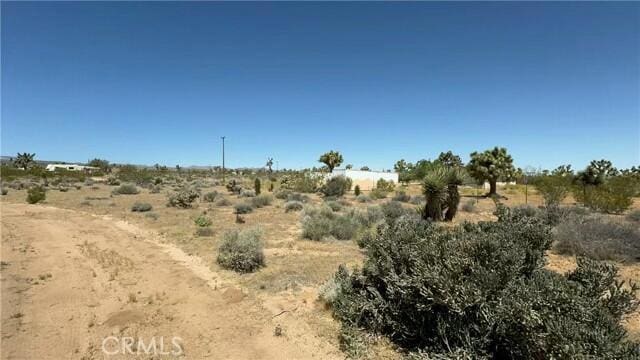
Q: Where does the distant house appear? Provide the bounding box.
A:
[45,164,99,172]
[329,169,399,191]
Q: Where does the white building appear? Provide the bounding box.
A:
[330,169,398,191]
[45,164,99,172]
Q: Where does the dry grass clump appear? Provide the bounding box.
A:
[217,227,265,273]
[131,202,153,212]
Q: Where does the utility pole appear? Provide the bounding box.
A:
[221,136,226,183]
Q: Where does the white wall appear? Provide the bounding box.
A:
[330,169,398,190]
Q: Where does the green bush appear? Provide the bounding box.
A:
[240,189,256,198]
[301,205,359,241]
[369,188,388,199]
[131,202,152,212]
[274,188,292,200]
[326,210,639,358]
[321,176,352,197]
[376,178,395,192]
[217,227,265,273]
[354,185,361,196]
[106,176,120,186]
[1,188,7,195]
[356,194,372,203]
[215,198,231,206]
[573,176,635,214]
[392,191,411,202]
[26,186,46,204]
[325,200,342,212]
[203,191,218,202]
[234,202,254,214]
[279,172,323,193]
[533,175,572,207]
[167,188,199,208]
[112,184,139,195]
[287,192,309,203]
[194,214,212,227]
[251,194,273,208]
[554,213,640,262]
[379,201,415,224]
[285,200,304,212]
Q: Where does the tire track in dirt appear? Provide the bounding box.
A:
[1,203,342,359]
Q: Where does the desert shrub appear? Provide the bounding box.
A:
[279,172,323,193]
[626,209,640,224]
[112,184,139,195]
[226,179,242,194]
[356,194,372,203]
[149,185,161,194]
[534,175,572,207]
[325,200,342,212]
[145,212,159,220]
[234,202,254,214]
[379,201,415,224]
[59,186,69,192]
[26,186,46,204]
[287,192,309,203]
[194,214,212,227]
[392,191,411,202]
[84,178,94,186]
[215,198,231,206]
[285,200,304,212]
[327,212,639,358]
[74,184,82,190]
[321,176,352,198]
[217,227,265,273]
[167,188,199,208]
[251,194,273,208]
[409,195,425,205]
[1,188,7,195]
[574,177,635,214]
[196,227,214,237]
[349,206,385,228]
[254,178,261,195]
[461,199,476,212]
[376,178,395,192]
[203,191,219,203]
[301,205,359,241]
[369,188,388,199]
[106,176,120,186]
[131,202,152,212]
[274,188,292,200]
[240,189,256,198]
[554,213,640,262]
[354,185,361,196]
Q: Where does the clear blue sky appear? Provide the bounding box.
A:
[2,2,639,170]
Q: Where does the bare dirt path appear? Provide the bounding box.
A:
[1,203,341,359]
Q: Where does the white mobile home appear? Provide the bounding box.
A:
[46,164,99,172]
[330,169,398,191]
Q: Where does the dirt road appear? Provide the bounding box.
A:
[1,203,341,359]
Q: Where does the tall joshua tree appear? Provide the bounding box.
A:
[467,147,516,196]
[14,152,36,170]
[266,158,274,173]
[319,151,343,173]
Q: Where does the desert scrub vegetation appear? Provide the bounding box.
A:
[279,172,323,193]
[194,214,213,227]
[274,188,292,200]
[240,189,256,198]
[1,188,7,195]
[375,178,395,192]
[131,202,152,212]
[26,186,46,204]
[324,208,639,358]
[554,212,640,262]
[202,191,218,203]
[356,194,372,203]
[301,205,359,241]
[392,191,410,203]
[321,175,352,197]
[234,202,254,214]
[533,174,572,207]
[626,209,640,223]
[112,184,139,195]
[167,188,199,208]
[251,194,273,208]
[284,200,304,213]
[369,188,388,200]
[325,200,342,212]
[461,199,476,212]
[217,227,265,273]
[215,198,231,206]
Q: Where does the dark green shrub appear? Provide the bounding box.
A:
[254,178,261,195]
[274,188,292,200]
[251,194,273,208]
[533,175,572,207]
[354,185,361,196]
[573,176,635,214]
[376,178,395,192]
[234,202,254,214]
[194,214,212,227]
[284,200,304,212]
[301,205,359,241]
[167,188,199,208]
[392,191,411,202]
[112,184,139,195]
[1,188,7,195]
[369,188,388,199]
[217,228,265,273]
[321,176,352,197]
[203,191,218,203]
[26,186,46,204]
[554,213,640,262]
[131,202,152,212]
[326,211,639,358]
[379,201,414,224]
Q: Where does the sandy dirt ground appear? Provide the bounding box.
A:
[1,203,342,359]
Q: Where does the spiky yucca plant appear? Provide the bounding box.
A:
[422,167,449,221]
[444,168,465,221]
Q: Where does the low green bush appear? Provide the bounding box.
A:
[392,191,411,202]
[573,177,635,214]
[131,202,152,212]
[274,188,292,200]
[325,200,342,212]
[234,202,254,214]
[194,214,212,227]
[26,186,46,204]
[533,175,572,207]
[112,184,139,195]
[217,227,265,273]
[240,189,256,198]
[375,178,395,192]
[203,191,218,202]
[356,194,371,203]
[215,198,231,206]
[321,176,352,197]
[301,205,359,241]
[284,200,304,212]
[167,188,199,208]
[326,210,639,358]
[369,188,388,199]
[1,188,7,195]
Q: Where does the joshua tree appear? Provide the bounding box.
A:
[360,166,370,171]
[467,147,516,196]
[318,151,343,173]
[266,158,274,173]
[444,167,465,221]
[422,167,449,221]
[14,152,36,170]
[345,164,353,170]
[88,158,110,172]
[437,151,463,168]
[587,159,618,178]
